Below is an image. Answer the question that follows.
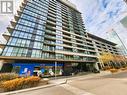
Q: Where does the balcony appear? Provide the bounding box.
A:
[63,36,71,41]
[2,33,10,41]
[46,25,56,31]
[45,35,56,40]
[63,47,73,52]
[64,57,74,60]
[42,55,55,59]
[49,3,56,9]
[62,19,69,24]
[62,27,70,32]
[62,20,69,25]
[62,24,70,29]
[43,48,55,52]
[62,25,70,30]
[17,10,22,17]
[63,42,72,46]
[43,41,56,46]
[48,10,56,16]
[7,26,14,33]
[46,20,56,26]
[48,13,56,18]
[77,44,84,48]
[19,6,25,12]
[46,30,56,35]
[77,50,85,54]
[0,43,5,49]
[86,43,93,48]
[14,15,20,21]
[76,40,83,44]
[48,7,56,13]
[22,2,27,7]
[23,0,27,3]
[10,20,17,27]
[47,16,56,22]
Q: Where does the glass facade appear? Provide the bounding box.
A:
[2,0,92,61]
[1,0,118,62]
[0,0,121,75]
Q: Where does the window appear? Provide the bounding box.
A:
[16,39,22,46]
[22,49,28,57]
[56,53,63,59]
[26,40,30,47]
[20,40,26,47]
[38,25,45,30]
[56,45,63,50]
[5,47,13,56]
[42,52,49,58]
[33,42,43,49]
[56,25,62,30]
[36,30,45,35]
[10,38,17,45]
[17,48,23,56]
[12,66,20,74]
[2,47,8,56]
[56,40,63,44]
[31,50,42,58]
[12,31,20,37]
[11,47,19,56]
[35,35,43,41]
[19,32,24,38]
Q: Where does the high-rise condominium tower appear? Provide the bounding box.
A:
[0,0,119,75]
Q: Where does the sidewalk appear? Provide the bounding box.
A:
[50,71,111,84]
[0,71,111,95]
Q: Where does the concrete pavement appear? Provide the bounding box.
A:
[68,71,127,95]
[60,84,95,95]
[2,71,127,95]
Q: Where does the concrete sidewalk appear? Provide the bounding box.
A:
[0,71,111,95]
[50,71,111,84]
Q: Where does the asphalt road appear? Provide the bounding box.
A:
[11,71,127,95]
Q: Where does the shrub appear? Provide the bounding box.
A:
[39,78,49,85]
[120,68,126,71]
[109,69,118,73]
[0,73,18,82]
[0,76,41,92]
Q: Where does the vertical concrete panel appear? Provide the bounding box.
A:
[95,62,99,70]
[0,60,4,71]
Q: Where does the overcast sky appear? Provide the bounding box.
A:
[0,0,127,42]
[70,0,127,38]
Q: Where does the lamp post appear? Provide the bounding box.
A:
[55,61,57,80]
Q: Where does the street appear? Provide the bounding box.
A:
[11,71,127,95]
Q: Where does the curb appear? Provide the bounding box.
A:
[0,82,66,95]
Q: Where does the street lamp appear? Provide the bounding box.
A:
[55,61,57,80]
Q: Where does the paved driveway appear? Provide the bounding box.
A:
[69,71,127,95]
[10,71,127,95]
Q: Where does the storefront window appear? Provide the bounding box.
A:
[12,63,64,77]
[12,66,20,74]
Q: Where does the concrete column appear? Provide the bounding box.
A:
[0,60,4,71]
[95,62,99,70]
[101,62,105,69]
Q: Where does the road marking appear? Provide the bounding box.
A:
[60,84,95,95]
